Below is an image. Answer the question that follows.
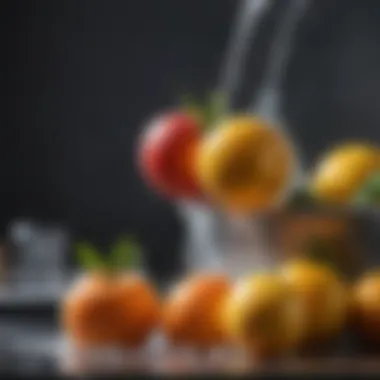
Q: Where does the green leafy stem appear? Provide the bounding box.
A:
[76,235,142,273]
[181,91,228,132]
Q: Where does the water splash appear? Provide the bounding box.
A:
[253,0,311,113]
[181,0,311,275]
[252,0,310,187]
[219,0,272,109]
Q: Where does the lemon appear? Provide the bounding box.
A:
[310,143,380,204]
[280,259,348,346]
[224,273,303,358]
[196,115,294,213]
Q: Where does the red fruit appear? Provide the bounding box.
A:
[137,112,202,199]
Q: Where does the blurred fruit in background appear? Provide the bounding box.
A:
[137,112,203,200]
[224,273,302,359]
[351,270,380,345]
[61,237,160,348]
[196,115,294,214]
[275,212,362,280]
[310,143,380,205]
[280,259,347,349]
[162,273,231,349]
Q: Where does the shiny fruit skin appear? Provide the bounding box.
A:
[162,273,231,349]
[311,143,380,204]
[280,259,347,346]
[138,112,202,199]
[351,271,380,344]
[224,274,302,358]
[62,272,160,348]
[196,115,294,213]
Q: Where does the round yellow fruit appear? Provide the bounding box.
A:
[280,259,347,347]
[224,273,303,358]
[196,115,294,213]
[310,142,380,204]
[351,270,380,344]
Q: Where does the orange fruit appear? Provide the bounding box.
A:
[311,142,380,204]
[162,273,231,349]
[280,259,347,347]
[61,272,160,348]
[224,273,303,359]
[196,115,294,213]
[351,270,380,344]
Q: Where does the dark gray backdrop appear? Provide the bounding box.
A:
[2,0,380,276]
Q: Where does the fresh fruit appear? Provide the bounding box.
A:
[196,115,294,213]
[137,111,202,199]
[310,142,380,204]
[351,271,380,344]
[224,273,303,359]
[162,273,231,349]
[275,213,360,279]
[61,237,160,348]
[279,259,347,347]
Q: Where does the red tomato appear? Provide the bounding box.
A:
[137,112,203,199]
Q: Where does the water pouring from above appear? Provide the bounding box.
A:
[181,0,312,274]
[136,0,380,276]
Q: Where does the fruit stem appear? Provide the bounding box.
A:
[76,235,142,274]
[181,91,228,133]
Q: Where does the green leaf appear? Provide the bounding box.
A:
[208,91,228,123]
[76,242,105,271]
[180,94,204,125]
[108,235,142,271]
[354,171,380,206]
[180,91,229,132]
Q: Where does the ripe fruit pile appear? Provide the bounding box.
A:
[61,238,380,358]
[137,94,380,212]
[137,94,295,214]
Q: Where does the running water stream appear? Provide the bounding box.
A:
[181,0,310,276]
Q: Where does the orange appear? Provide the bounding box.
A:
[162,273,231,349]
[196,115,294,214]
[61,272,160,348]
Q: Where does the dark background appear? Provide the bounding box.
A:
[2,0,238,277]
[3,0,380,277]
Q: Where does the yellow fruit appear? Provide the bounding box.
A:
[224,273,303,358]
[280,259,347,346]
[196,115,294,213]
[351,271,380,344]
[311,142,380,204]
